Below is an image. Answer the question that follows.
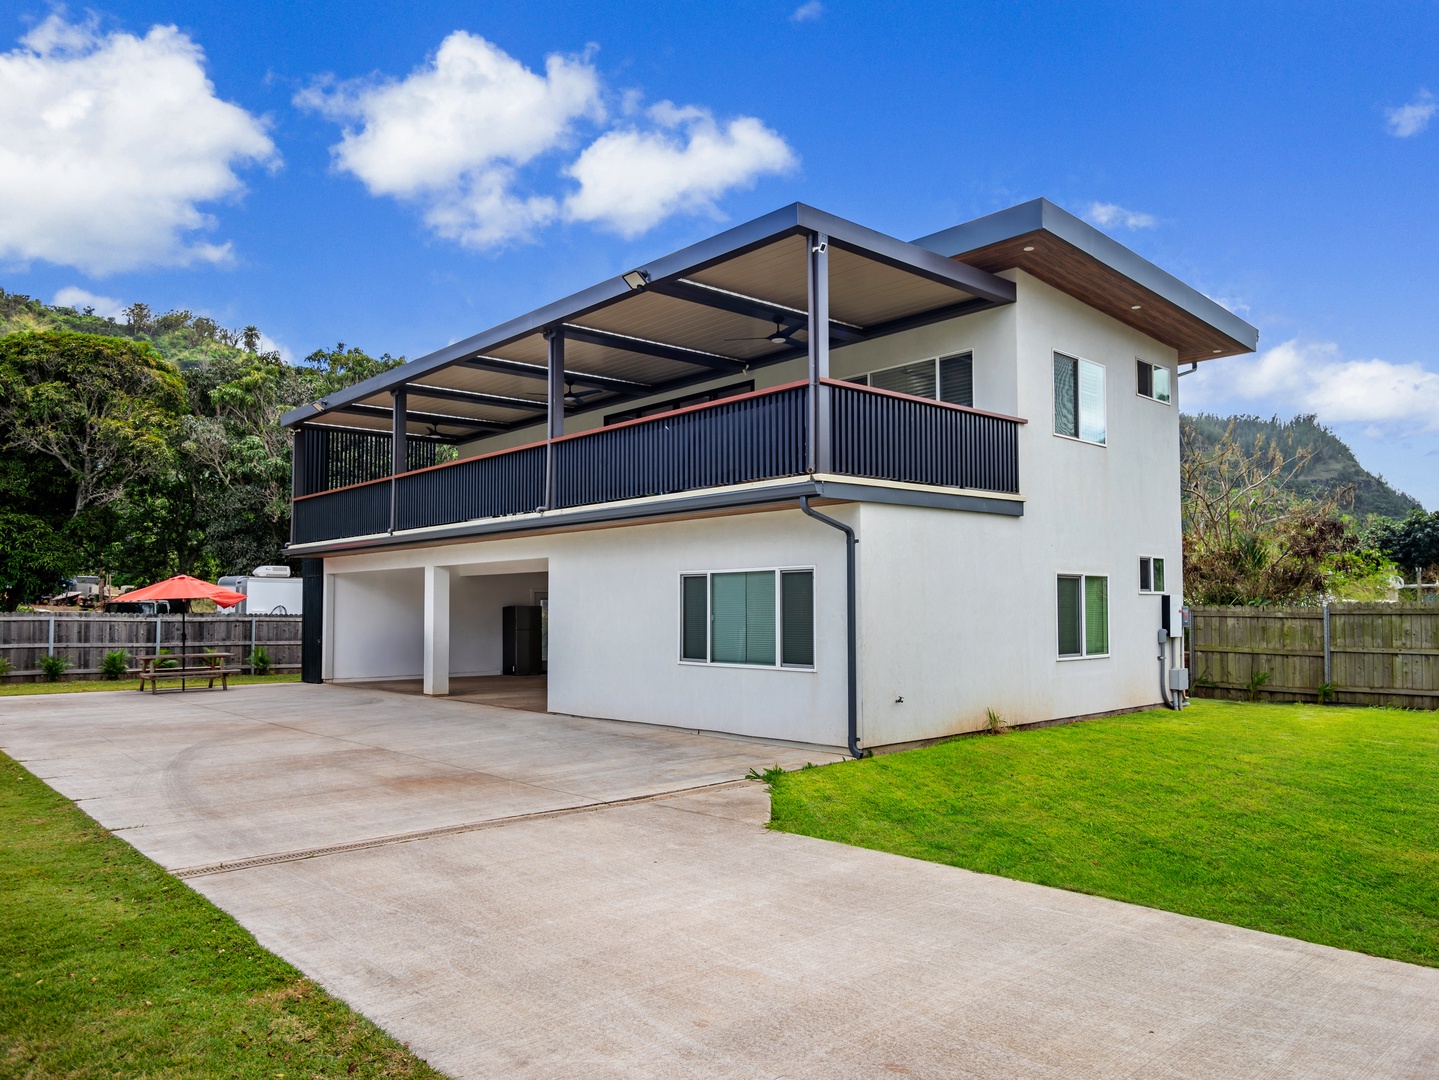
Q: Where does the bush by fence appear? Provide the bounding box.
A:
[1190,604,1439,710]
[0,613,301,682]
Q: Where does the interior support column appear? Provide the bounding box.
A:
[423,564,451,696]
[390,388,407,532]
[544,328,565,510]
[807,232,831,474]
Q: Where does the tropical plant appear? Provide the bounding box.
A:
[39,654,70,682]
[100,650,129,680]
[249,645,272,676]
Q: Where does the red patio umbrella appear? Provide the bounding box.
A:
[118,574,247,657]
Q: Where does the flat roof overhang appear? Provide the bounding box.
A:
[281,203,1018,441]
[913,199,1259,364]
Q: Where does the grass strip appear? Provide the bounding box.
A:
[768,699,1439,967]
[0,751,447,1078]
[0,674,301,697]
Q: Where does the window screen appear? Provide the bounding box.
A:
[780,570,814,667]
[1085,576,1109,655]
[1057,576,1083,657]
[938,354,973,407]
[681,575,707,660]
[1152,558,1165,593]
[869,359,936,399]
[710,571,775,666]
[1078,360,1106,444]
[1054,354,1078,437]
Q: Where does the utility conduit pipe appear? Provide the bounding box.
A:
[800,496,862,758]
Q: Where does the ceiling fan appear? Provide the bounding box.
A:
[726,316,805,348]
[517,381,604,409]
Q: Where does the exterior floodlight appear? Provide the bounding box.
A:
[622,269,650,290]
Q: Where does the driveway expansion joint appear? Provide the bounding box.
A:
[171,779,753,879]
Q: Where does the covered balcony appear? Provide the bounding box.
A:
[282,204,1026,552]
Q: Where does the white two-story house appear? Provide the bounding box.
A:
[282,199,1257,756]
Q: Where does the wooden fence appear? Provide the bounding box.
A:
[1190,604,1439,710]
[0,613,302,682]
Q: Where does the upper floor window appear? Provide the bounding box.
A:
[847,353,973,407]
[1054,353,1105,445]
[1139,556,1166,593]
[1136,360,1171,404]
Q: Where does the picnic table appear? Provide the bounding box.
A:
[135,651,239,693]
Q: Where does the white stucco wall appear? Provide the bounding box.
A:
[329,568,424,680]
[323,509,851,748]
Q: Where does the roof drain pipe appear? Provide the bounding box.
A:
[800,496,863,759]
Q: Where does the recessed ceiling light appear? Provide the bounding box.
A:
[1131,304,1142,310]
[1022,245,1035,252]
[1213,348,1222,353]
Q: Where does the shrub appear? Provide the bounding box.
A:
[1245,669,1272,701]
[1317,682,1335,704]
[0,656,10,678]
[40,654,70,682]
[249,645,271,676]
[100,650,129,680]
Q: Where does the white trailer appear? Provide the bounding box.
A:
[218,566,304,615]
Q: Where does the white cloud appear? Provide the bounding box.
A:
[791,2,825,23]
[53,286,124,319]
[1186,339,1439,432]
[300,33,796,248]
[0,15,277,275]
[1385,89,1436,137]
[1085,202,1158,230]
[563,103,796,237]
[297,31,603,247]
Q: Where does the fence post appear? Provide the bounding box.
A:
[47,616,55,658]
[249,616,257,674]
[155,615,162,654]
[1322,602,1332,688]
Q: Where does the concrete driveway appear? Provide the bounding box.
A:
[3,683,1437,1079]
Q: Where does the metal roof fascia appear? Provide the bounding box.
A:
[911,198,1258,352]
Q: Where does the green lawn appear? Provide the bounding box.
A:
[0,752,446,1078]
[768,700,1439,967]
[0,673,300,697]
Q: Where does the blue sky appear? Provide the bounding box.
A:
[2,1,1437,507]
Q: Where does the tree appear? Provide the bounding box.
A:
[1370,510,1439,583]
[0,511,74,610]
[0,332,185,515]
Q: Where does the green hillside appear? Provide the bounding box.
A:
[1182,412,1421,520]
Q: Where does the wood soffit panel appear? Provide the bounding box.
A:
[952,231,1250,363]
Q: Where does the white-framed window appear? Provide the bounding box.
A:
[1057,574,1109,658]
[1053,352,1106,444]
[1139,556,1166,593]
[680,568,815,669]
[1136,359,1171,404]
[846,353,973,407]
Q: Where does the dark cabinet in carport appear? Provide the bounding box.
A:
[503,605,544,676]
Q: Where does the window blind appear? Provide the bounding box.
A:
[780,570,814,667]
[1057,576,1082,656]
[744,571,776,666]
[939,354,973,407]
[1085,576,1109,655]
[710,571,775,665]
[681,575,707,660]
[870,359,936,399]
[1054,354,1078,437]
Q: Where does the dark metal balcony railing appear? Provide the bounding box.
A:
[290,381,1022,545]
[554,382,807,508]
[828,380,1021,494]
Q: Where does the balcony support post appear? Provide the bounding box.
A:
[390,388,407,532]
[290,425,307,545]
[807,232,832,473]
[423,564,451,696]
[544,328,565,510]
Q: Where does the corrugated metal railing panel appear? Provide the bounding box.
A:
[292,481,392,544]
[553,385,808,508]
[830,384,1020,493]
[396,445,546,530]
[298,427,443,496]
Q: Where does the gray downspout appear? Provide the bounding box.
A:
[800,496,862,759]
